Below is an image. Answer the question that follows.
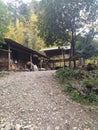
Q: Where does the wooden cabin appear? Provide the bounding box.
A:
[0,38,47,71]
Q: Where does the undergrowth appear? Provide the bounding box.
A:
[0,73,9,78]
[56,68,98,105]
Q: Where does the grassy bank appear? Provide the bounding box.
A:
[56,67,98,105]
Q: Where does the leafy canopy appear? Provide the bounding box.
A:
[6,0,45,50]
[0,0,9,43]
[37,0,98,47]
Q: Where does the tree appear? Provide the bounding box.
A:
[37,0,98,67]
[21,13,45,50]
[29,0,41,15]
[7,0,30,25]
[0,0,9,43]
[6,19,25,44]
[76,37,98,59]
[6,0,45,50]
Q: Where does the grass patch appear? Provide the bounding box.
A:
[0,72,9,78]
[56,68,98,105]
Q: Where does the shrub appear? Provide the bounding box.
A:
[64,82,74,92]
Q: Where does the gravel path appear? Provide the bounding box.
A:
[0,71,98,130]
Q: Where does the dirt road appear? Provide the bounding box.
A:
[0,71,98,130]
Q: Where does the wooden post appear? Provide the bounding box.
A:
[8,45,11,71]
[52,60,55,70]
[62,49,65,68]
[30,54,33,70]
[40,58,43,68]
[69,49,71,67]
[63,49,66,67]
[30,54,32,63]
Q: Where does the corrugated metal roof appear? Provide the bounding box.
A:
[4,38,47,58]
[40,46,71,57]
[40,46,71,51]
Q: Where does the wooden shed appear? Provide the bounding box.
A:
[0,38,47,71]
[40,46,71,69]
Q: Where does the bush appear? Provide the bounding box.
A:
[64,82,74,92]
[86,63,97,71]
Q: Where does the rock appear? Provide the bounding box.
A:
[53,107,57,111]
[30,126,39,130]
[4,122,13,130]
[73,127,77,130]
[40,68,46,71]
[84,128,90,130]
[23,124,39,130]
[15,124,23,130]
[55,126,60,130]
[33,65,38,71]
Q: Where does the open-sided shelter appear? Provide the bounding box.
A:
[41,46,71,69]
[0,38,47,71]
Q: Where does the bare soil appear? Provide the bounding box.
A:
[0,71,98,130]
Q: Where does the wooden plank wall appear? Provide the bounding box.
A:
[0,51,8,71]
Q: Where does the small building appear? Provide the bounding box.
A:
[40,46,71,69]
[0,38,47,71]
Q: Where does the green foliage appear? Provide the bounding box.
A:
[0,0,9,43]
[38,0,98,68]
[0,73,9,78]
[0,73,4,78]
[86,63,97,71]
[57,68,89,80]
[64,82,74,92]
[76,38,98,59]
[6,0,45,50]
[7,0,30,24]
[56,68,74,81]
[38,0,98,46]
[63,81,89,103]
[56,68,98,105]
[88,91,98,105]
[81,70,98,91]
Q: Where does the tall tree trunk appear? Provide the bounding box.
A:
[69,29,76,68]
[69,48,72,68]
[72,41,76,68]
[71,29,76,68]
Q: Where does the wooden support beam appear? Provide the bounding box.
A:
[53,62,55,69]
[29,54,33,70]
[0,48,9,52]
[30,54,32,63]
[62,49,66,68]
[8,45,11,71]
